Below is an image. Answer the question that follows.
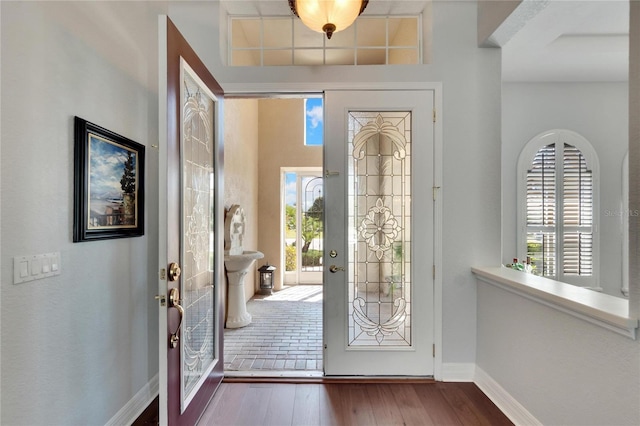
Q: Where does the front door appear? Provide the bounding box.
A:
[324,90,435,376]
[158,17,225,424]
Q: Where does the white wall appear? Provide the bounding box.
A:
[502,82,629,297]
[1,2,164,424]
[170,1,502,367]
[477,281,640,425]
[433,2,502,366]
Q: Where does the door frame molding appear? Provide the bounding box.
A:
[227,82,443,380]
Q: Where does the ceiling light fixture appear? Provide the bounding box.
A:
[289,0,369,40]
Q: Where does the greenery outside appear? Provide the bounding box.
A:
[284,196,323,271]
[527,240,541,275]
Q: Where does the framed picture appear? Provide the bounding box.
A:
[73,117,145,242]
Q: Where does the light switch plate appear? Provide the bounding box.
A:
[14,252,61,284]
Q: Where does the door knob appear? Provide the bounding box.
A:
[329,265,345,273]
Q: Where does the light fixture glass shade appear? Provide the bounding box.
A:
[290,0,367,39]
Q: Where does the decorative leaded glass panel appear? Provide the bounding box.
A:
[347,112,411,347]
[181,67,215,403]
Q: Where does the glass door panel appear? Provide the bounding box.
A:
[347,112,412,347]
[180,65,217,408]
[300,175,323,282]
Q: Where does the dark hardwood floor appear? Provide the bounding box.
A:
[134,381,512,425]
[133,395,159,425]
[196,381,513,425]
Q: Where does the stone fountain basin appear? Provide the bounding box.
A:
[224,250,264,272]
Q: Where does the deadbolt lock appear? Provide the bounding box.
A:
[168,262,181,281]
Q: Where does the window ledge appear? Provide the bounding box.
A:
[472,266,638,339]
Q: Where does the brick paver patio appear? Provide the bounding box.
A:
[223,285,323,374]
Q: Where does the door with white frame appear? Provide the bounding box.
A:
[323,90,436,376]
[283,168,324,285]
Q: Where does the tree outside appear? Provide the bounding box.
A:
[120,151,136,225]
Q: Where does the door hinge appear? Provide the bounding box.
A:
[433,108,437,123]
[433,265,436,280]
[432,186,440,201]
[433,344,436,357]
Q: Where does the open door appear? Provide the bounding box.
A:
[158,17,225,424]
[323,90,435,376]
[283,169,324,285]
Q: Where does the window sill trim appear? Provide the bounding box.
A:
[472,266,638,339]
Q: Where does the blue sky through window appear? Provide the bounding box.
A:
[305,98,323,146]
[285,172,296,207]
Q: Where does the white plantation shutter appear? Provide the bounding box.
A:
[526,144,556,228]
[563,232,593,275]
[562,143,593,276]
[526,143,557,277]
[520,132,598,287]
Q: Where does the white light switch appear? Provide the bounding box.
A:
[31,258,42,275]
[19,261,29,278]
[14,257,33,284]
[51,252,60,272]
[42,258,51,273]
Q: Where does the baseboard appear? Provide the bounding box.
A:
[474,366,542,426]
[106,373,159,426]
[441,363,475,382]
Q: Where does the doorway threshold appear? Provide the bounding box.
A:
[225,370,324,379]
[224,373,436,384]
[224,370,323,384]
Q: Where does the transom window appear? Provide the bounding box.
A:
[229,16,421,66]
[305,98,323,146]
[517,130,600,288]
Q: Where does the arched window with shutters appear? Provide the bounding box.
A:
[517,130,600,289]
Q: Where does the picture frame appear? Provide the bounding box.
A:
[73,117,145,242]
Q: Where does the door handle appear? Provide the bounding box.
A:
[168,287,184,349]
[329,265,345,273]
